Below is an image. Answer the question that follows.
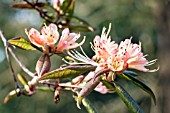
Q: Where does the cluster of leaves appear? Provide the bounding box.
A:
[0,0,157,113]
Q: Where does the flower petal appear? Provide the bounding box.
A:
[27,28,44,47]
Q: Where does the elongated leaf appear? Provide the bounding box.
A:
[102,80,115,93]
[71,16,95,32]
[40,65,96,80]
[4,88,20,104]
[118,73,156,104]
[17,74,28,86]
[68,25,94,32]
[12,3,33,9]
[82,97,98,113]
[60,0,75,16]
[123,70,138,76]
[12,2,46,9]
[114,82,144,113]
[8,37,36,50]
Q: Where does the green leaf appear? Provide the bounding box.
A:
[40,65,96,80]
[60,0,75,16]
[118,73,156,104]
[82,97,98,113]
[71,16,95,32]
[8,37,36,50]
[123,70,138,76]
[114,82,144,113]
[68,25,94,32]
[102,80,115,92]
[4,88,20,104]
[17,74,28,86]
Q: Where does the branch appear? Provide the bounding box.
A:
[5,48,19,88]
[40,81,83,89]
[23,0,53,23]
[0,30,35,78]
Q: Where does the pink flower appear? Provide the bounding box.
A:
[41,24,59,47]
[107,54,128,73]
[92,24,118,64]
[56,28,85,52]
[92,24,156,73]
[26,23,59,50]
[118,38,149,72]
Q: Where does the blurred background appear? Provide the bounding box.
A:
[0,0,169,113]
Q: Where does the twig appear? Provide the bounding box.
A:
[0,30,34,78]
[5,48,19,88]
[59,83,83,89]
[23,0,53,23]
[40,81,83,89]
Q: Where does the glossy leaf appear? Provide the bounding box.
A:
[123,70,138,76]
[4,88,20,104]
[118,73,156,104]
[40,65,96,80]
[8,37,36,50]
[82,97,98,113]
[114,82,144,113]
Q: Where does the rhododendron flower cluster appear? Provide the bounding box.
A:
[67,24,157,95]
[92,24,156,74]
[26,23,84,53]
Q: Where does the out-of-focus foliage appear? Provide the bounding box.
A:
[0,0,169,113]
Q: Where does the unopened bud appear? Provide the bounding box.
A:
[54,88,60,103]
[72,75,84,85]
[36,54,51,77]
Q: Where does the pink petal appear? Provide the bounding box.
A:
[28,28,44,47]
[61,28,70,40]
[95,82,108,94]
